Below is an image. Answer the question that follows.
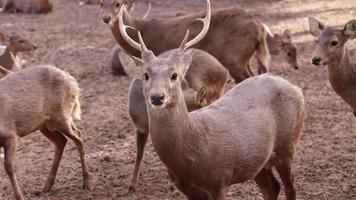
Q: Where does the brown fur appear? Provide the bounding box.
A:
[101,0,270,83]
[120,48,228,191]
[309,17,356,116]
[2,0,52,14]
[0,32,36,72]
[0,65,89,200]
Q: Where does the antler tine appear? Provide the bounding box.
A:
[137,31,152,57]
[182,0,211,51]
[118,4,141,51]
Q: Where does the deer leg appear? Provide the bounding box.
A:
[128,130,148,193]
[276,162,296,200]
[39,126,67,194]
[254,168,280,200]
[56,120,90,190]
[4,137,24,200]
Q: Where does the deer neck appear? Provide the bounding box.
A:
[327,47,355,94]
[148,89,197,170]
[110,10,141,57]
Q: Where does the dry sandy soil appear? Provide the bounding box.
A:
[0,0,355,199]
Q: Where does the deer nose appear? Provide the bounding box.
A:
[102,16,111,24]
[312,57,321,66]
[150,94,165,106]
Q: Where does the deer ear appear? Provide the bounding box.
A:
[195,87,207,106]
[344,19,356,40]
[308,17,325,37]
[273,33,284,47]
[181,49,194,76]
[119,52,143,79]
[282,29,292,43]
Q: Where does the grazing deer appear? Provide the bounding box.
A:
[309,17,356,117]
[0,32,36,71]
[101,0,270,83]
[0,65,90,200]
[120,48,228,192]
[1,0,52,13]
[79,0,100,5]
[120,1,305,199]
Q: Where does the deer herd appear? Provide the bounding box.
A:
[0,0,355,200]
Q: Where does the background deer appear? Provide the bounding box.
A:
[252,25,299,74]
[0,32,36,72]
[309,17,356,117]
[1,0,52,13]
[121,2,306,197]
[120,48,228,192]
[101,0,270,83]
[0,65,89,200]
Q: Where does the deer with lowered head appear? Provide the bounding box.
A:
[121,1,306,199]
[0,32,36,73]
[1,0,52,13]
[309,17,356,117]
[101,0,270,83]
[0,65,90,200]
[120,47,228,192]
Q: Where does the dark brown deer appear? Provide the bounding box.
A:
[101,0,270,83]
[309,17,356,117]
[1,0,52,13]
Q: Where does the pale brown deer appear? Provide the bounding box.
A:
[0,65,90,200]
[120,2,305,199]
[120,48,228,192]
[1,0,52,13]
[101,0,270,83]
[309,17,356,117]
[0,32,36,72]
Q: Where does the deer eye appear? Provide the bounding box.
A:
[330,41,338,47]
[18,40,25,44]
[116,2,120,7]
[143,73,149,81]
[100,2,103,7]
[287,52,292,57]
[171,73,178,81]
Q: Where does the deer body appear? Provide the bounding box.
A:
[123,48,228,191]
[2,0,52,14]
[0,65,89,200]
[148,74,305,199]
[309,17,356,116]
[102,1,270,83]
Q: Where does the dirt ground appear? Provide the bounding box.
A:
[0,0,355,199]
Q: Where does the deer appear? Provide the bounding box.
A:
[1,0,52,13]
[79,0,100,5]
[0,65,90,200]
[252,25,299,75]
[309,17,356,117]
[120,48,228,192]
[0,32,36,72]
[110,2,151,75]
[120,1,306,199]
[100,0,270,83]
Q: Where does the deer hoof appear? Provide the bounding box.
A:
[128,186,136,194]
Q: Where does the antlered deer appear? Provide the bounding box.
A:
[0,65,89,200]
[120,1,306,199]
[101,0,270,83]
[0,32,36,72]
[309,17,356,117]
[120,48,228,192]
[1,0,52,13]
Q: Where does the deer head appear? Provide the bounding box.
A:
[119,0,211,109]
[100,0,135,25]
[308,17,356,66]
[274,30,299,69]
